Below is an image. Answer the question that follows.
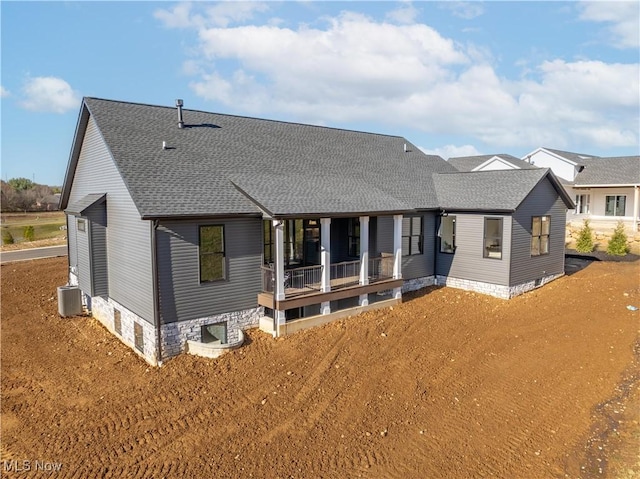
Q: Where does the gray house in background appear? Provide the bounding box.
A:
[60,98,573,365]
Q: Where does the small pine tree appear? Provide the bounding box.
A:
[575,219,594,253]
[607,221,629,256]
[2,229,14,245]
[23,225,35,242]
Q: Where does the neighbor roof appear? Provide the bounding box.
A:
[433,168,573,212]
[541,148,598,166]
[448,154,538,172]
[62,98,456,218]
[575,156,640,186]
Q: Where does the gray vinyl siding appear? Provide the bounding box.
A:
[67,214,78,269]
[436,214,512,286]
[68,116,154,323]
[85,202,108,296]
[510,178,567,286]
[156,218,262,323]
[377,213,435,280]
[76,218,91,294]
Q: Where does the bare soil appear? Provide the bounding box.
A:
[1,257,639,478]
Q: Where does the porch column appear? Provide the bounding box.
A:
[359,216,369,306]
[273,220,286,334]
[320,218,331,315]
[634,186,639,232]
[393,214,403,300]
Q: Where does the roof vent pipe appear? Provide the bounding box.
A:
[404,143,407,153]
[176,99,184,129]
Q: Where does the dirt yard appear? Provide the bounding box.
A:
[2,257,639,478]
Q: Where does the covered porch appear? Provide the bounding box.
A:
[257,215,405,336]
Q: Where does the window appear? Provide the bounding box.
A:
[574,194,590,214]
[134,322,144,353]
[284,219,304,266]
[483,217,503,259]
[77,218,86,232]
[402,216,423,256]
[263,220,274,265]
[199,225,225,282]
[439,216,456,253]
[348,218,360,257]
[201,322,227,344]
[605,195,626,216]
[113,308,122,335]
[531,216,550,256]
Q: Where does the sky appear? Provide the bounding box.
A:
[1,1,639,187]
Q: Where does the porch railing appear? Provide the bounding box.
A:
[261,264,323,296]
[261,255,395,297]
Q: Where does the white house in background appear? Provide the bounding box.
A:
[448,154,539,172]
[523,148,640,231]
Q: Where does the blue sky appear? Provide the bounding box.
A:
[1,1,639,186]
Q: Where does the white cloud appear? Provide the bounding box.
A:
[155,1,269,29]
[154,2,200,29]
[164,5,639,151]
[440,2,484,20]
[0,86,9,98]
[386,2,419,25]
[420,144,482,159]
[578,1,640,49]
[20,77,81,113]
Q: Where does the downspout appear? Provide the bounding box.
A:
[151,219,162,365]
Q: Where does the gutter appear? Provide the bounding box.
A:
[151,219,162,365]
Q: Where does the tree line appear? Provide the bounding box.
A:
[1,178,61,212]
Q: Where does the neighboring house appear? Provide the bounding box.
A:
[523,148,640,231]
[60,98,573,365]
[38,193,61,211]
[448,154,538,172]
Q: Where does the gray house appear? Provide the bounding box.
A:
[60,98,573,365]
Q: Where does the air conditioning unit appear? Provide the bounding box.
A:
[57,285,82,317]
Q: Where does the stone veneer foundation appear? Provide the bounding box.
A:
[160,307,262,359]
[402,276,436,293]
[70,272,262,365]
[435,273,564,299]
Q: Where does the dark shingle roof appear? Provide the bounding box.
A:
[433,169,572,211]
[575,156,640,185]
[78,98,456,218]
[448,154,538,172]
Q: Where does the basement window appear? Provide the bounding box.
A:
[201,322,227,345]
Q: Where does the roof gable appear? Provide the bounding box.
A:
[433,168,573,212]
